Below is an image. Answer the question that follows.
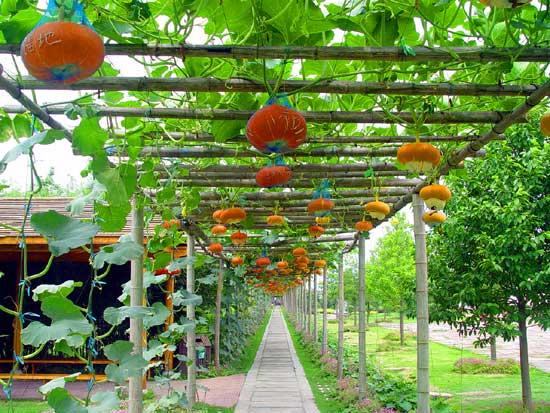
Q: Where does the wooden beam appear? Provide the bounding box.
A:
[9,76,544,97]
[198,188,410,201]
[1,44,547,62]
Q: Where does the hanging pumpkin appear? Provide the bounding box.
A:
[267,214,285,226]
[231,256,244,266]
[364,201,391,220]
[479,0,530,7]
[162,219,181,229]
[314,259,326,268]
[211,224,227,235]
[540,113,550,136]
[292,247,307,257]
[295,256,310,265]
[256,158,293,187]
[256,257,271,267]
[230,231,248,245]
[419,184,452,210]
[277,261,289,269]
[315,216,331,225]
[246,103,307,153]
[21,0,105,84]
[308,225,325,238]
[307,198,335,215]
[207,242,223,255]
[220,207,247,224]
[355,220,374,233]
[314,268,322,275]
[212,209,224,223]
[423,211,447,226]
[396,142,441,173]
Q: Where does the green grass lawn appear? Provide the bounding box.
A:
[323,317,550,412]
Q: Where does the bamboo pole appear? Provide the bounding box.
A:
[306,276,312,335]
[2,104,524,124]
[337,254,345,381]
[358,236,367,400]
[214,258,224,370]
[313,273,318,343]
[297,286,302,330]
[186,234,196,410]
[412,194,430,413]
[10,76,543,97]
[164,275,175,371]
[1,44,547,62]
[129,201,144,413]
[160,170,411,179]
[321,266,328,355]
[302,284,307,331]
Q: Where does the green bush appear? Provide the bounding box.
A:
[383,332,401,342]
[453,358,520,375]
[328,319,338,324]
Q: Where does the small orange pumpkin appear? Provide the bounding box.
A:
[422,210,446,226]
[230,231,248,245]
[256,257,271,267]
[295,256,310,265]
[540,113,550,136]
[21,22,105,84]
[355,220,374,232]
[207,243,223,255]
[162,219,180,229]
[256,165,292,188]
[267,214,285,226]
[211,224,227,235]
[220,207,247,224]
[419,184,452,210]
[315,216,331,225]
[292,247,307,257]
[396,142,441,173]
[365,201,391,220]
[231,256,244,266]
[314,259,326,268]
[307,198,335,215]
[277,261,289,269]
[308,225,325,238]
[212,209,224,223]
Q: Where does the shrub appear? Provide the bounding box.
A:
[320,354,338,375]
[328,319,338,324]
[344,325,359,333]
[453,358,520,375]
[383,332,401,342]
[337,377,359,403]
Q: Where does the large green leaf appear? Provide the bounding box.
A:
[32,280,82,301]
[93,235,144,269]
[103,305,152,326]
[72,117,108,156]
[104,340,149,384]
[39,373,81,395]
[88,391,121,413]
[30,211,99,256]
[46,388,87,413]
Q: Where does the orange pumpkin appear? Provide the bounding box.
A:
[365,201,391,220]
[422,210,446,226]
[314,259,326,268]
[212,209,224,223]
[419,184,452,210]
[396,142,441,173]
[540,113,550,136]
[295,256,310,265]
[231,256,244,266]
[211,224,227,235]
[307,198,334,215]
[256,165,292,187]
[220,207,247,224]
[207,243,223,255]
[277,261,289,269]
[292,247,307,257]
[230,231,248,245]
[315,216,331,225]
[355,220,374,232]
[267,214,285,226]
[256,257,271,267]
[162,219,180,229]
[246,104,307,153]
[21,22,104,84]
[308,225,325,238]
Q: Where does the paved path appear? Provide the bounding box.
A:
[235,307,319,413]
[380,322,550,373]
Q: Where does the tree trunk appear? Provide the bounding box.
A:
[518,303,534,412]
[490,336,497,361]
[354,309,357,326]
[399,299,405,347]
[214,258,224,370]
[337,254,345,381]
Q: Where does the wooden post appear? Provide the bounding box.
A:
[129,201,144,413]
[164,275,175,370]
[358,235,367,400]
[321,266,328,355]
[306,275,311,335]
[186,234,196,410]
[412,194,430,413]
[214,257,224,370]
[313,273,318,343]
[337,254,345,381]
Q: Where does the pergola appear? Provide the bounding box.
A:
[1,41,549,413]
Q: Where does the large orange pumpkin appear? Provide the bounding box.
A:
[231,256,244,266]
[212,209,224,223]
[211,224,227,235]
[230,231,248,245]
[295,256,310,265]
[423,210,446,226]
[365,201,391,220]
[308,225,325,238]
[396,142,441,173]
[256,165,292,188]
[256,257,271,267]
[355,220,374,232]
[267,214,285,226]
[307,198,334,215]
[207,242,223,255]
[220,207,247,224]
[21,22,104,84]
[419,184,452,210]
[246,104,307,153]
[540,113,550,136]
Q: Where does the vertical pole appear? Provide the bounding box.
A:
[164,275,175,370]
[129,201,144,413]
[413,194,430,413]
[302,282,307,331]
[313,273,318,343]
[337,255,345,380]
[214,257,224,370]
[321,266,328,355]
[306,275,311,335]
[296,286,301,329]
[358,236,367,400]
[186,234,196,411]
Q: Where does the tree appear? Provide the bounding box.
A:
[428,123,549,412]
[366,214,415,345]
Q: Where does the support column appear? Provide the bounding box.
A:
[313,273,318,343]
[214,257,224,370]
[412,194,430,413]
[306,275,311,335]
[321,266,328,355]
[129,201,144,413]
[358,236,367,400]
[337,254,345,381]
[302,283,307,331]
[186,234,196,410]
[164,274,175,371]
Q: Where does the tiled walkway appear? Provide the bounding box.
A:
[235,307,319,413]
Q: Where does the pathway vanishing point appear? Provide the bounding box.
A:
[235,307,319,413]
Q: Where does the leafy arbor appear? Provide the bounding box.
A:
[428,123,549,412]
